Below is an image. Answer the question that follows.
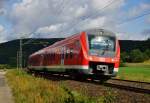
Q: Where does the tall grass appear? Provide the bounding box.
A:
[6,70,97,103]
[97,88,117,103]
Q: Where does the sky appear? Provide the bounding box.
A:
[0,0,150,43]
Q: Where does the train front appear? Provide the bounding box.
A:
[84,29,120,77]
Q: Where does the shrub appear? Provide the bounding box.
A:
[119,60,126,67]
[121,52,128,62]
[144,49,150,58]
[0,64,11,69]
[130,49,146,62]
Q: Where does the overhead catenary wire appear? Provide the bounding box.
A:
[22,0,118,42]
[22,0,71,45]
[117,11,150,26]
[68,3,150,37]
[113,11,150,38]
[66,0,118,34]
[22,29,44,45]
[65,0,150,35]
[22,33,40,45]
[17,1,150,69]
[16,0,119,69]
[22,0,150,44]
[57,0,118,36]
[56,0,86,36]
[18,31,48,69]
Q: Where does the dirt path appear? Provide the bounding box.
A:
[0,71,14,103]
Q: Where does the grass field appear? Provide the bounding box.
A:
[6,70,117,103]
[117,62,150,82]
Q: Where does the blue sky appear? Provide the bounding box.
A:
[119,0,150,33]
[0,0,150,42]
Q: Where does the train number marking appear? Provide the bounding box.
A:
[97,65,108,71]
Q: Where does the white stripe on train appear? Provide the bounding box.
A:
[29,65,88,69]
[29,65,119,72]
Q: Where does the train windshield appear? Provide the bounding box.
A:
[88,35,116,57]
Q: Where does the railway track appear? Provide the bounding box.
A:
[104,79,150,94]
[28,71,150,94]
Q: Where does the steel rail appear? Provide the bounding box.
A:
[104,82,150,94]
[105,78,150,94]
[110,78,150,85]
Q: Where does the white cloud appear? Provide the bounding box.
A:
[0,0,7,16]
[36,24,63,35]
[4,0,149,41]
[91,0,124,12]
[0,0,5,8]
[2,0,149,41]
[0,25,4,33]
[116,32,146,40]
[76,16,106,31]
[8,0,125,39]
[0,25,7,42]
[128,3,150,17]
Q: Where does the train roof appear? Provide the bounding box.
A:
[85,28,116,37]
[29,28,116,57]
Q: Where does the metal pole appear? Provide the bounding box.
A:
[19,39,23,69]
[17,51,18,70]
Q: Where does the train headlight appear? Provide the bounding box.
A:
[89,57,93,60]
[112,59,114,62]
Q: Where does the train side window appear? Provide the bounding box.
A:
[53,53,55,59]
[65,51,68,59]
[50,54,51,59]
[61,47,65,59]
[70,48,73,59]
[54,53,55,59]
[65,49,69,59]
[62,52,64,59]
[49,54,51,59]
[51,53,53,59]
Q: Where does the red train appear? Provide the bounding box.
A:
[28,28,120,80]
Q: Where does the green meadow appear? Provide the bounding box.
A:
[117,62,150,82]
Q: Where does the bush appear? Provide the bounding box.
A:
[130,49,146,63]
[121,52,129,62]
[0,64,11,69]
[121,48,150,63]
[144,49,150,58]
[119,60,126,67]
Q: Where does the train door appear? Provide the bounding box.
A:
[76,40,81,65]
[61,47,65,65]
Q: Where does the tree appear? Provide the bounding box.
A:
[130,49,145,62]
[144,49,150,58]
[121,52,129,62]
